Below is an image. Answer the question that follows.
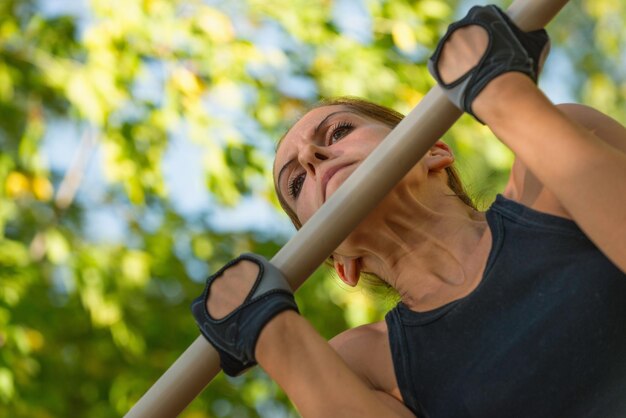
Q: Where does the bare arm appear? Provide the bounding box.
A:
[202,258,414,417]
[474,73,626,272]
[256,311,415,418]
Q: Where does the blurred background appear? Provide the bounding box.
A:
[1,0,624,416]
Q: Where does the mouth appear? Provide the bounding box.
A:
[322,163,353,202]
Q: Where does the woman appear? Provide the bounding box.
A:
[191,6,626,417]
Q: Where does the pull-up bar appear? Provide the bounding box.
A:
[125,1,569,416]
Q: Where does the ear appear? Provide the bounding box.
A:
[333,256,361,287]
[424,141,454,172]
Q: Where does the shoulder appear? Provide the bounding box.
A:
[557,103,626,151]
[329,320,402,399]
[329,320,389,379]
[330,320,388,355]
[502,103,626,217]
[556,102,619,129]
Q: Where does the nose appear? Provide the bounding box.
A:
[298,143,329,178]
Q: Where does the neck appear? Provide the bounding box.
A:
[354,184,491,311]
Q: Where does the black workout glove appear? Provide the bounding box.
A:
[428,4,549,122]
[191,253,299,376]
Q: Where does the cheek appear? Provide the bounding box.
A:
[293,183,317,225]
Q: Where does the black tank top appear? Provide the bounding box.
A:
[385,195,626,418]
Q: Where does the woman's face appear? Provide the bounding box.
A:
[274,105,392,225]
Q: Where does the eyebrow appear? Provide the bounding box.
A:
[277,110,354,197]
[277,158,297,197]
[313,110,353,136]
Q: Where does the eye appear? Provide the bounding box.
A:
[329,121,354,144]
[287,172,305,198]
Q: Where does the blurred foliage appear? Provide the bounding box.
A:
[0,0,623,416]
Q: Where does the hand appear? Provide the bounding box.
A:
[436,25,489,85]
[190,253,299,376]
[205,258,259,319]
[428,5,550,122]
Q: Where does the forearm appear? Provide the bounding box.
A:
[256,311,413,418]
[475,74,626,271]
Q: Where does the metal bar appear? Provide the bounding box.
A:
[125,1,569,416]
